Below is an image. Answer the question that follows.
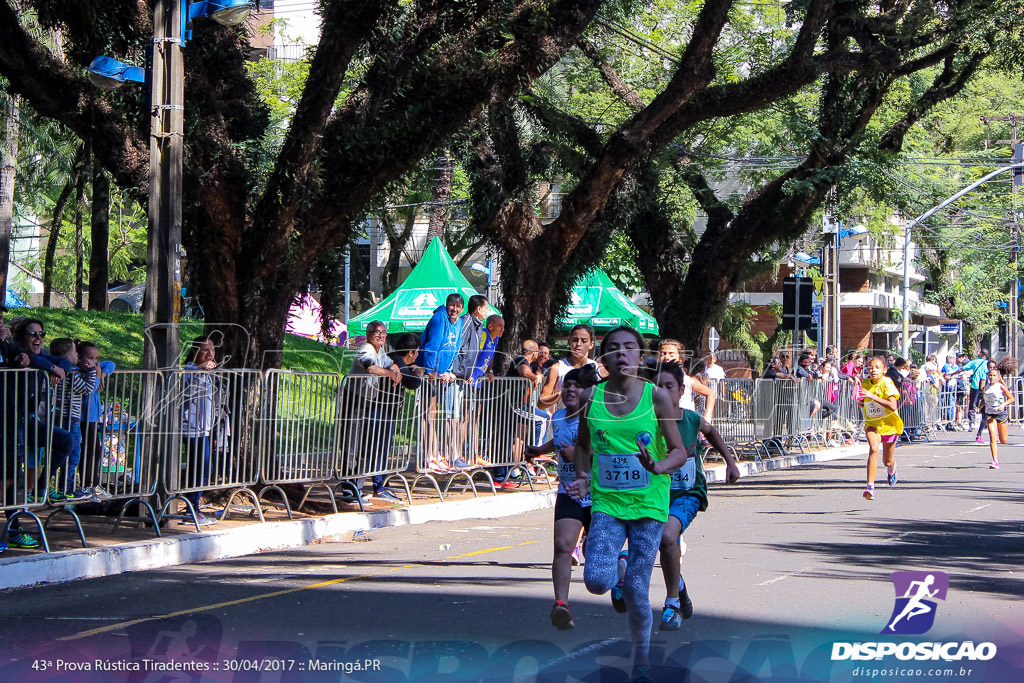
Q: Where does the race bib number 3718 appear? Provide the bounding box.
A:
[597,453,649,491]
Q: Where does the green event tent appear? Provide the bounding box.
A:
[557,269,660,335]
[347,238,497,335]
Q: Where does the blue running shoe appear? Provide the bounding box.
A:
[660,604,682,631]
[611,580,627,613]
[9,531,39,549]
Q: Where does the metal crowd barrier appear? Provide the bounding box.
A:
[1,369,60,551]
[81,370,164,534]
[335,373,417,509]
[1007,377,1024,424]
[406,376,549,501]
[713,379,767,460]
[898,380,929,442]
[259,370,342,517]
[159,369,265,527]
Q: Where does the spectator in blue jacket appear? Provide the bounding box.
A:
[452,295,490,381]
[419,293,464,380]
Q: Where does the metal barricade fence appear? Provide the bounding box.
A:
[74,370,164,534]
[940,385,970,428]
[1008,377,1024,424]
[160,369,264,523]
[259,370,342,515]
[835,379,865,434]
[898,380,927,441]
[472,376,540,466]
[80,371,163,498]
[760,379,800,442]
[714,378,756,446]
[920,382,941,428]
[336,373,416,502]
[1,369,54,548]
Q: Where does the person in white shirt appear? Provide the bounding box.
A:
[703,353,726,381]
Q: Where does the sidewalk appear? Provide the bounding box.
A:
[0,442,865,591]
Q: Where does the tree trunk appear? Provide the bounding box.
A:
[380,211,416,296]
[424,153,452,247]
[43,148,85,307]
[0,91,17,310]
[73,148,88,309]
[498,241,559,368]
[88,164,109,310]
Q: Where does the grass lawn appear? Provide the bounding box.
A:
[3,308,352,373]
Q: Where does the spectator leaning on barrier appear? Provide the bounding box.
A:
[79,341,115,500]
[509,340,545,387]
[2,318,75,551]
[535,343,556,372]
[48,337,98,500]
[885,357,906,388]
[349,320,404,501]
[419,292,464,380]
[451,294,490,382]
[468,315,504,386]
[179,335,222,527]
[762,356,786,380]
[795,353,819,380]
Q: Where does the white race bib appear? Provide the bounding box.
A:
[670,457,697,491]
[865,401,885,419]
[557,459,576,484]
[596,453,649,491]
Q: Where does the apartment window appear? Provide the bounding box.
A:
[997,320,1009,352]
[258,0,274,9]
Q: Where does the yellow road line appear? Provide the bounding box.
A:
[445,540,535,559]
[60,540,536,642]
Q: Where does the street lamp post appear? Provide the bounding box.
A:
[143,0,185,371]
[136,0,252,370]
[900,163,1024,359]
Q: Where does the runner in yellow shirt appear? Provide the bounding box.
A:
[860,356,903,500]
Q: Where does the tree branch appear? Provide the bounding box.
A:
[0,1,148,195]
[577,37,645,112]
[250,0,391,274]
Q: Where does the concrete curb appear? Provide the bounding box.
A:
[704,443,865,482]
[1,444,866,592]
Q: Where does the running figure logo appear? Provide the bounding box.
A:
[881,571,949,635]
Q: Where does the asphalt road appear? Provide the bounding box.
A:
[1,432,1021,683]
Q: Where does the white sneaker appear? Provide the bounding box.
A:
[989,461,1000,469]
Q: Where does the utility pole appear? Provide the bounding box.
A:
[980,114,1021,361]
[143,0,184,370]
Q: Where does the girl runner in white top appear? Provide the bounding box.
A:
[540,324,599,410]
[657,339,716,421]
[982,367,1015,469]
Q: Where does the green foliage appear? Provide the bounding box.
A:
[600,231,645,296]
[12,103,147,299]
[717,301,790,375]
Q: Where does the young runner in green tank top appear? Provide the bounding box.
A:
[567,326,686,683]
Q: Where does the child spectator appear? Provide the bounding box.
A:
[76,341,115,499]
[48,338,98,499]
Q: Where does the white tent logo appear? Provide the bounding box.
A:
[397,291,441,317]
[413,293,437,308]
